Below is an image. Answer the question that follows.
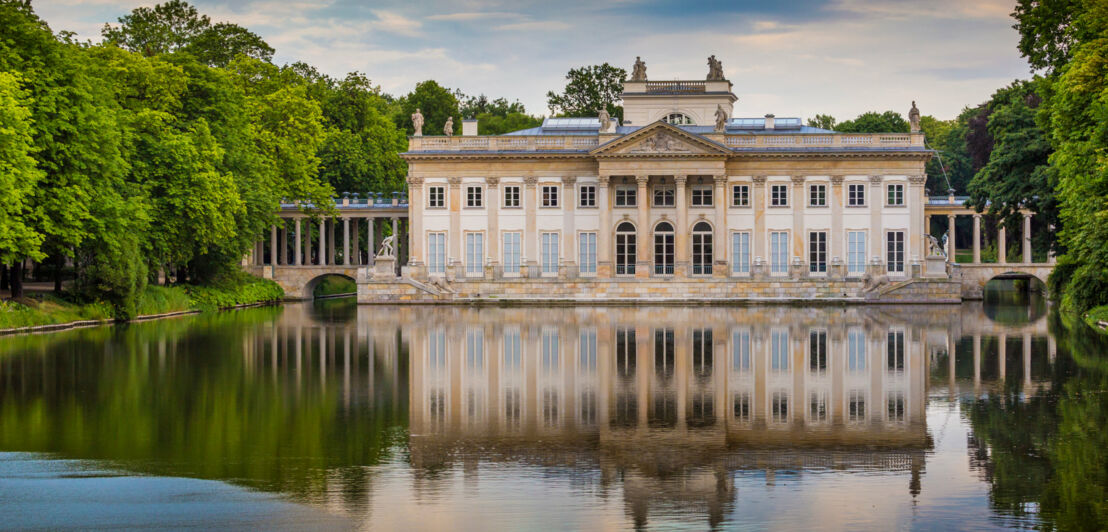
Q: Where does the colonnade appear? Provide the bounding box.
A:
[251,215,407,269]
[927,209,1047,265]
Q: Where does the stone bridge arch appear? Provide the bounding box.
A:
[957,264,1052,300]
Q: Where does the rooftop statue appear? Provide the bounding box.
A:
[714,104,728,132]
[411,108,424,137]
[443,116,454,137]
[707,55,724,81]
[631,56,647,81]
[598,108,611,132]
[909,101,921,133]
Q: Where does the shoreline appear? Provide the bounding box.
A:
[0,301,278,337]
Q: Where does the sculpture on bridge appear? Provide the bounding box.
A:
[706,55,724,80]
[631,56,647,81]
[376,235,396,259]
[714,104,728,132]
[412,108,424,136]
[926,234,946,257]
[443,117,454,137]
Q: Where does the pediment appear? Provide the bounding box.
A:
[591,121,731,157]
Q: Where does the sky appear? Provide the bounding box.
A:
[33,0,1033,121]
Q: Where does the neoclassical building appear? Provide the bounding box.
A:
[398,60,937,300]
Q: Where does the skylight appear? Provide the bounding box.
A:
[542,117,601,131]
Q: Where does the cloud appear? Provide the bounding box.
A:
[369,10,423,37]
[427,12,521,21]
[493,20,572,31]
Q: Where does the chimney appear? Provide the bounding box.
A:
[462,119,478,136]
[764,114,775,130]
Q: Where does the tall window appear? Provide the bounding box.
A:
[887,392,906,422]
[848,390,866,422]
[848,183,866,206]
[731,330,751,372]
[428,186,445,208]
[887,330,905,372]
[731,232,750,274]
[615,186,637,207]
[503,329,522,370]
[503,232,521,274]
[771,329,789,371]
[541,232,559,274]
[809,184,826,207]
[692,329,713,379]
[809,330,827,373]
[541,328,560,370]
[692,221,713,275]
[771,391,789,423]
[466,329,484,370]
[886,231,905,273]
[847,329,867,371]
[770,231,789,274]
[579,184,596,207]
[428,232,446,274]
[809,231,827,273]
[655,328,675,379]
[662,112,693,125]
[465,233,484,274]
[770,184,788,206]
[732,184,750,207]
[616,328,636,379]
[579,329,597,372]
[887,183,905,206]
[615,222,636,275]
[653,185,674,207]
[691,186,713,207]
[810,391,829,423]
[466,185,483,208]
[733,392,751,422]
[503,185,521,208]
[653,222,674,275]
[541,185,559,207]
[847,231,866,275]
[578,232,597,274]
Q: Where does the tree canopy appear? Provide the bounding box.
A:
[546,63,626,120]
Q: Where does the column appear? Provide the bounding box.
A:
[319,219,326,265]
[1022,213,1032,263]
[947,214,956,262]
[294,218,302,266]
[270,225,278,266]
[714,175,727,275]
[791,176,805,268]
[973,334,981,393]
[1022,333,1032,388]
[352,218,360,265]
[998,225,1007,265]
[278,221,286,265]
[908,175,925,263]
[407,176,424,267]
[487,177,500,273]
[343,217,350,265]
[329,220,337,265]
[635,175,649,277]
[972,214,982,264]
[562,176,577,275]
[998,333,1007,381]
[830,176,844,267]
[675,175,689,276]
[449,177,463,274]
[524,176,538,273]
[752,176,767,263]
[869,175,884,266]
[597,175,612,277]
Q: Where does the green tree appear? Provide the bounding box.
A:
[103,1,272,66]
[546,63,626,120]
[835,110,909,133]
[806,114,836,130]
[396,80,460,136]
[0,71,45,294]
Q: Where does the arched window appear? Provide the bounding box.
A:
[662,113,694,126]
[692,221,713,275]
[654,222,674,275]
[615,222,636,276]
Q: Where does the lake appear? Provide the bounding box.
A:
[1,284,1105,530]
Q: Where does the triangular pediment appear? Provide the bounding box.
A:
[591,121,731,157]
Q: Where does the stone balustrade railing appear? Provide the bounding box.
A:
[724,133,922,148]
[408,132,925,152]
[409,135,601,152]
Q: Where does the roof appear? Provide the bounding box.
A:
[504,123,835,136]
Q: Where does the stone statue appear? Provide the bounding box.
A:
[926,234,946,257]
[909,101,921,133]
[411,108,424,136]
[706,55,724,81]
[598,108,611,132]
[714,104,728,132]
[443,117,453,137]
[376,235,395,258]
[862,272,890,292]
[631,56,647,81]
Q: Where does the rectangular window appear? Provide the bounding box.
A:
[770,329,789,371]
[466,329,484,370]
[578,232,597,275]
[465,233,484,274]
[542,328,560,371]
[886,231,905,273]
[731,184,750,207]
[849,390,866,422]
[428,232,446,274]
[614,186,637,207]
[732,330,751,373]
[691,186,713,207]
[579,329,597,372]
[428,186,445,208]
[809,329,827,373]
[847,231,866,275]
[731,232,751,274]
[887,330,905,372]
[887,392,906,422]
[809,184,826,207]
[653,185,674,207]
[848,183,866,206]
[771,391,789,423]
[541,185,559,208]
[466,185,483,208]
[810,392,828,423]
[847,329,867,372]
[503,185,521,208]
[770,184,788,206]
[733,392,751,422]
[503,329,522,370]
[503,232,521,274]
[809,231,827,273]
[887,183,905,206]
[541,232,559,274]
[578,184,596,208]
[654,328,675,379]
[770,231,789,274]
[692,329,713,378]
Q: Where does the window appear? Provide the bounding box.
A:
[887,330,905,372]
[770,184,788,206]
[542,328,560,370]
[615,186,637,207]
[810,392,828,423]
[503,329,521,370]
[771,391,789,423]
[809,231,827,273]
[733,392,751,422]
[466,329,484,370]
[887,392,905,422]
[848,183,866,206]
[653,222,674,275]
[809,184,826,207]
[662,112,693,125]
[616,328,636,379]
[732,184,750,207]
[578,232,597,275]
[691,186,713,207]
[579,329,597,372]
[809,330,827,373]
[731,232,750,274]
[887,183,905,206]
[886,231,905,273]
[579,184,596,208]
[653,185,674,207]
[654,329,675,379]
[466,185,483,208]
[428,233,446,274]
[848,390,866,422]
[503,232,521,274]
[541,185,559,208]
[847,231,866,275]
[465,233,483,274]
[847,329,867,371]
[692,221,713,275]
[541,232,559,274]
[692,329,713,378]
[428,186,445,208]
[732,330,751,373]
[771,329,789,371]
[615,222,636,275]
[503,185,521,208]
[770,231,788,274]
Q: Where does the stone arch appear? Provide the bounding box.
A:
[304,273,357,300]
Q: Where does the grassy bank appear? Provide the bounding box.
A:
[1,275,283,331]
[1084,305,1108,333]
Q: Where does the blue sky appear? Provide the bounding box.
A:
[35,0,1031,121]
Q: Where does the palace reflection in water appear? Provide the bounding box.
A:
[0,294,1098,530]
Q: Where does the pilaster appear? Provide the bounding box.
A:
[635,175,650,278]
[597,175,612,277]
[675,175,689,277]
[713,175,727,276]
[752,175,767,265]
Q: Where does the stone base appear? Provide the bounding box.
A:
[373,257,397,279]
[923,255,947,278]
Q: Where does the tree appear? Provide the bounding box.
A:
[806,114,836,130]
[396,80,460,136]
[1012,0,1085,73]
[185,23,274,67]
[103,1,272,67]
[454,91,541,134]
[0,71,45,297]
[546,63,626,120]
[834,111,909,133]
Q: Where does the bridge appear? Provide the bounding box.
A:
[243,192,409,299]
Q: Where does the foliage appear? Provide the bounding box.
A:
[834,110,909,133]
[455,91,542,134]
[312,275,356,297]
[0,295,113,330]
[184,273,284,312]
[1084,305,1108,332]
[545,63,626,120]
[806,114,836,130]
[135,284,192,316]
[102,0,273,66]
[395,79,460,136]
[0,71,44,265]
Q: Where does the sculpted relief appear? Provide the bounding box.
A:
[625,133,692,153]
